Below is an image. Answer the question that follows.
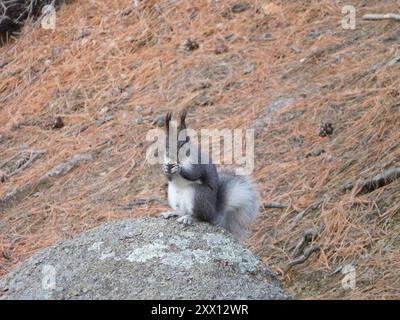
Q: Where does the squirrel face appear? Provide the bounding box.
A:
[164,111,191,165]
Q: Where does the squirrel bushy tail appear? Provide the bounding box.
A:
[216,168,259,239]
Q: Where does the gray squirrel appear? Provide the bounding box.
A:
[160,111,259,239]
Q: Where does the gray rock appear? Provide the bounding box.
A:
[0,218,290,300]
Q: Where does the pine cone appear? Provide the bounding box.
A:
[319,122,334,137]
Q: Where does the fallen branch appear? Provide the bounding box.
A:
[4,150,46,179]
[362,13,400,21]
[0,141,111,211]
[287,245,320,271]
[0,59,13,69]
[0,151,23,170]
[291,228,319,258]
[47,153,93,177]
[342,167,400,195]
[292,200,323,225]
[0,153,93,211]
[263,202,288,209]
[386,50,400,67]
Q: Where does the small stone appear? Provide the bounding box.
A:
[231,2,251,13]
[306,149,326,158]
[260,33,275,41]
[135,105,143,112]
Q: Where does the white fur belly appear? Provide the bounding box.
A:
[168,176,196,216]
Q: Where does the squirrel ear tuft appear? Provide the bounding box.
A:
[178,110,187,131]
[165,111,172,132]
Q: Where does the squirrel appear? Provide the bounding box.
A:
[160,111,259,239]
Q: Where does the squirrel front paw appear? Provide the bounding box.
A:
[177,215,193,225]
[162,163,181,176]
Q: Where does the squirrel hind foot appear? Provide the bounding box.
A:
[177,215,193,225]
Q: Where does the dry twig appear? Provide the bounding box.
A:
[287,245,321,270]
[362,13,400,21]
[263,202,288,209]
[342,167,400,195]
[4,150,46,179]
[291,228,319,258]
